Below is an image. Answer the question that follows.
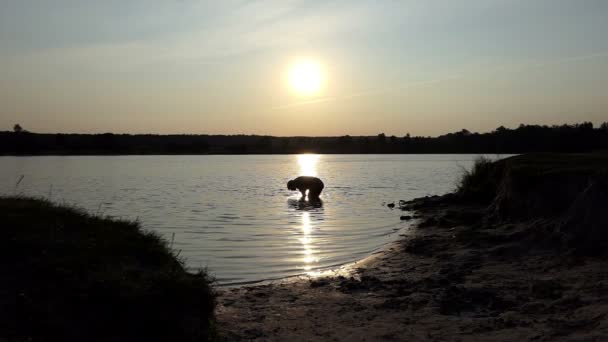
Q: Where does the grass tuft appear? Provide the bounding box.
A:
[456,156,499,201]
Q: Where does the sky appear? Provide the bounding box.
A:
[1,0,607,136]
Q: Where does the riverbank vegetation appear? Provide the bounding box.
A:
[454,152,608,254]
[0,197,216,341]
[2,122,608,155]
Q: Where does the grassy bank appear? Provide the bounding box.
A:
[453,152,608,254]
[457,153,608,203]
[0,197,215,341]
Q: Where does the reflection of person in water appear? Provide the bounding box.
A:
[287,197,323,211]
[287,176,325,199]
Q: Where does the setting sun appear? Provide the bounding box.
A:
[287,59,324,96]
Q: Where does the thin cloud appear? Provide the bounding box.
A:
[8,1,374,70]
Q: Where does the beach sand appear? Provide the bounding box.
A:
[216,195,608,341]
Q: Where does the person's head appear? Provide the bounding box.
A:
[287,180,296,190]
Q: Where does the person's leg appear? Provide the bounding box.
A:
[308,189,320,199]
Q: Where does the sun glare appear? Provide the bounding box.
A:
[297,154,320,177]
[288,59,324,96]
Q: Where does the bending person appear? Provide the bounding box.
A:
[287,176,324,199]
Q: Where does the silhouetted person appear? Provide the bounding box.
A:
[287,176,324,199]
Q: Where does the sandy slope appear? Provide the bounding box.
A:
[216,196,608,341]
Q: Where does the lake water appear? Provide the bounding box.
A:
[0,154,497,285]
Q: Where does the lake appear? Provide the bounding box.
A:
[0,154,498,285]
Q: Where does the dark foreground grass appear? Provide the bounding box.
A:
[0,197,215,342]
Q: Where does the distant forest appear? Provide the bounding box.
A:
[2,122,608,155]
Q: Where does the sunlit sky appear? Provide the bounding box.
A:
[1,0,607,136]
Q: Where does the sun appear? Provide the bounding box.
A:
[287,59,324,96]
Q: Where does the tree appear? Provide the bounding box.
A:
[578,122,593,130]
[495,126,507,133]
[377,133,386,144]
[13,124,23,133]
[338,135,353,144]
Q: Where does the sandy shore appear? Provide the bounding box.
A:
[216,195,608,341]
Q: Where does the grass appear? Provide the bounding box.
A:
[456,153,608,203]
[456,156,500,202]
[0,196,216,342]
[453,152,608,254]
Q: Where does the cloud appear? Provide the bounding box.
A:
[5,0,375,71]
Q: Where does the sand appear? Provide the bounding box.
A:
[216,196,608,341]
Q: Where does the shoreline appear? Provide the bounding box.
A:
[216,195,608,341]
[217,221,419,289]
[215,199,464,340]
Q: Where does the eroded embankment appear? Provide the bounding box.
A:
[217,153,608,341]
[456,153,608,254]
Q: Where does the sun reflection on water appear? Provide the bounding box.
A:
[300,212,318,270]
[292,154,322,272]
[297,154,320,177]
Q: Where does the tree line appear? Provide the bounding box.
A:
[2,122,608,155]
